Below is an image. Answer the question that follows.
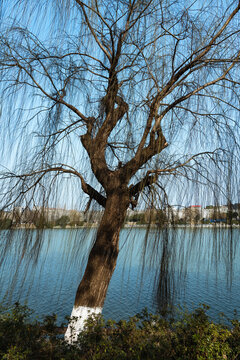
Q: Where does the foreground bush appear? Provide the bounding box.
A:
[0,303,239,359]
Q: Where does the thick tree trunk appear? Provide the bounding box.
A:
[65,191,129,342]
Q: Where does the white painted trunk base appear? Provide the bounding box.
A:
[65,306,102,343]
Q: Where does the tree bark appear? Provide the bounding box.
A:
[65,190,129,342]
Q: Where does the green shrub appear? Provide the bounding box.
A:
[173,305,233,360]
[0,218,12,229]
[127,213,146,224]
[55,216,70,228]
[0,303,240,359]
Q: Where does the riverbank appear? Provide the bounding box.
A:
[1,303,239,360]
[9,222,240,230]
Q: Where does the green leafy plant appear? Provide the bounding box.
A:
[0,303,240,359]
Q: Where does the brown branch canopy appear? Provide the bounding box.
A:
[0,0,240,211]
[1,166,106,209]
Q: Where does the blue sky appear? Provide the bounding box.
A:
[0,0,239,210]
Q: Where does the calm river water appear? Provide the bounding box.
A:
[0,227,239,323]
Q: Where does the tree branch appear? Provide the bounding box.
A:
[75,0,111,61]
[129,150,223,198]
[3,165,106,208]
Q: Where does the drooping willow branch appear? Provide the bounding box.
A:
[1,165,107,209]
[129,149,224,199]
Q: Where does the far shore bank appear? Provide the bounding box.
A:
[5,223,240,230]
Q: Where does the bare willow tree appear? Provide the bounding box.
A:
[0,0,240,341]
